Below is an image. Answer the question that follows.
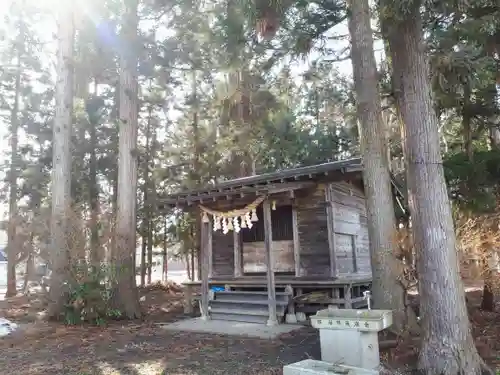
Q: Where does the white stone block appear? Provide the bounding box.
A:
[283,359,379,375]
[309,309,393,370]
[296,312,307,322]
[286,313,298,324]
[319,329,380,370]
[310,309,393,332]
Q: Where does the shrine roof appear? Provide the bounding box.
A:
[160,157,363,207]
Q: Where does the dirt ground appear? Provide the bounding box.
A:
[0,283,499,375]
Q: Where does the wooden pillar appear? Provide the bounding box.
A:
[292,206,301,277]
[351,235,359,273]
[234,230,242,277]
[344,284,352,308]
[200,218,211,320]
[325,185,337,277]
[263,199,278,326]
[208,219,213,279]
[183,283,194,314]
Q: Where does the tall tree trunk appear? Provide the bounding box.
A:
[109,90,119,267]
[191,69,203,283]
[480,259,495,311]
[140,106,152,286]
[23,233,34,294]
[185,252,191,281]
[111,84,120,213]
[89,81,100,266]
[163,217,168,282]
[147,130,156,284]
[481,120,500,311]
[381,2,492,374]
[111,0,141,319]
[5,36,22,298]
[462,85,473,161]
[348,0,418,334]
[140,236,147,286]
[47,3,75,319]
[490,127,500,149]
[147,220,153,284]
[23,191,40,294]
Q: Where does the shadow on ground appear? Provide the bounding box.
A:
[0,324,320,375]
[0,284,320,375]
[2,285,500,374]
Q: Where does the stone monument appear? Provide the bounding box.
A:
[310,306,393,370]
[283,360,379,375]
[283,292,393,375]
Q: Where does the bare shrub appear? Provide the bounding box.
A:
[391,212,500,292]
[455,210,500,297]
[12,204,125,323]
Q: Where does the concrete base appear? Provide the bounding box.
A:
[159,318,304,339]
[319,330,380,370]
[283,360,378,375]
[286,313,298,324]
[296,312,307,322]
[267,318,279,326]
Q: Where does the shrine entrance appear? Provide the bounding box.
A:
[158,158,399,325]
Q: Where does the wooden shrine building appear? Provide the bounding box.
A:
[161,157,384,325]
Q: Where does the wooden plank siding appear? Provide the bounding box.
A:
[329,182,371,275]
[242,240,294,273]
[241,205,295,273]
[296,186,331,277]
[209,180,372,280]
[212,230,235,277]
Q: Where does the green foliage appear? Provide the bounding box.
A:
[63,263,122,326]
[444,150,500,213]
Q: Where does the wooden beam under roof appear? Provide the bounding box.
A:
[159,181,318,207]
[160,158,362,201]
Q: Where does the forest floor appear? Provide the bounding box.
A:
[0,282,499,375]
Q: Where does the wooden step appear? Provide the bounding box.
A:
[210,312,270,324]
[213,290,290,303]
[208,287,290,324]
[215,290,290,296]
[210,306,284,324]
[209,301,287,316]
[210,299,289,306]
[210,307,271,316]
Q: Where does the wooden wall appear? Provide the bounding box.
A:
[296,186,331,276]
[329,182,371,275]
[242,240,295,273]
[212,230,234,277]
[209,179,372,279]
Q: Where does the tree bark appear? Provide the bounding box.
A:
[23,233,34,294]
[347,0,419,335]
[140,107,152,286]
[191,69,202,283]
[47,3,75,319]
[163,217,168,282]
[480,263,494,311]
[6,33,22,298]
[89,81,101,267]
[109,83,120,262]
[191,248,196,281]
[147,220,153,284]
[490,127,500,149]
[185,252,192,281]
[111,0,142,319]
[462,85,473,161]
[140,235,147,286]
[147,130,156,285]
[23,191,40,294]
[381,2,492,374]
